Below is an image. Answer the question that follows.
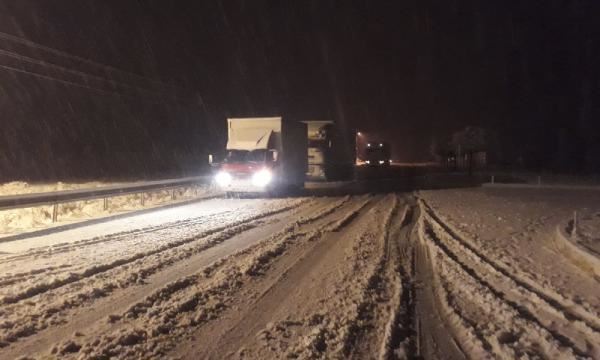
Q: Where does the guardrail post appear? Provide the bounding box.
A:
[52,203,58,223]
[572,211,578,238]
[141,193,145,206]
[103,198,109,211]
[491,175,495,184]
[171,189,176,200]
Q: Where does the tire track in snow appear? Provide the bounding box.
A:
[0,198,334,356]
[419,200,596,358]
[421,199,600,334]
[0,219,264,347]
[238,196,361,277]
[326,195,401,357]
[218,195,385,360]
[378,202,420,360]
[50,196,358,359]
[0,199,308,306]
[0,201,277,290]
[0,201,241,261]
[422,199,600,352]
[0,209,237,292]
[341,195,406,359]
[430,242,580,359]
[426,211,600,352]
[416,216,491,359]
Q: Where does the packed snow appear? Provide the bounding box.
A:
[419,188,600,307]
[419,187,600,358]
[0,188,598,359]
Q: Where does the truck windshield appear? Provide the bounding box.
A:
[366,148,388,155]
[365,147,390,159]
[225,149,267,163]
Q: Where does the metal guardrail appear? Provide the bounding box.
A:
[0,176,213,221]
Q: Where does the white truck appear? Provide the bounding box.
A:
[214,117,307,195]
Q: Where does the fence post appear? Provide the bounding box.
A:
[491,175,495,184]
[52,203,59,223]
[141,193,145,206]
[572,211,578,238]
[103,198,109,211]
[171,189,176,200]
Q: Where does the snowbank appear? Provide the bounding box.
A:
[578,213,600,255]
[0,181,113,196]
[0,182,213,236]
[554,226,600,278]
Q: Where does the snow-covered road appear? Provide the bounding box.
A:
[0,190,598,359]
[418,188,600,359]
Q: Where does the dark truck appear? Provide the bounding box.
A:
[303,120,356,181]
[364,142,391,166]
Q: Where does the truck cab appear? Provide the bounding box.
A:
[364,142,391,166]
[218,149,278,190]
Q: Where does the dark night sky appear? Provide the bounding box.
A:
[0,0,599,181]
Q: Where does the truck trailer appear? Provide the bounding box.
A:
[214,117,307,194]
[303,120,356,181]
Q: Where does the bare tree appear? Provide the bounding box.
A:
[451,126,487,174]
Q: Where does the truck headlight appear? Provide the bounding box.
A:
[252,169,272,187]
[215,171,232,187]
[379,160,385,164]
[365,160,370,164]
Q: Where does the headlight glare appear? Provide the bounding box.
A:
[252,169,272,187]
[215,171,232,187]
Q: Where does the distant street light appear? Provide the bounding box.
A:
[355,131,363,164]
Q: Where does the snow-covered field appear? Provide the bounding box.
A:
[0,181,213,237]
[0,188,598,359]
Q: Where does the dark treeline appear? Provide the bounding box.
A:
[0,0,599,182]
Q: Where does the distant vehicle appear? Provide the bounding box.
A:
[303,120,356,181]
[364,142,391,166]
[213,117,307,195]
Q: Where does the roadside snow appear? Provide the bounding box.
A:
[419,200,600,358]
[419,188,600,314]
[0,183,212,237]
[578,213,600,255]
[0,181,112,196]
